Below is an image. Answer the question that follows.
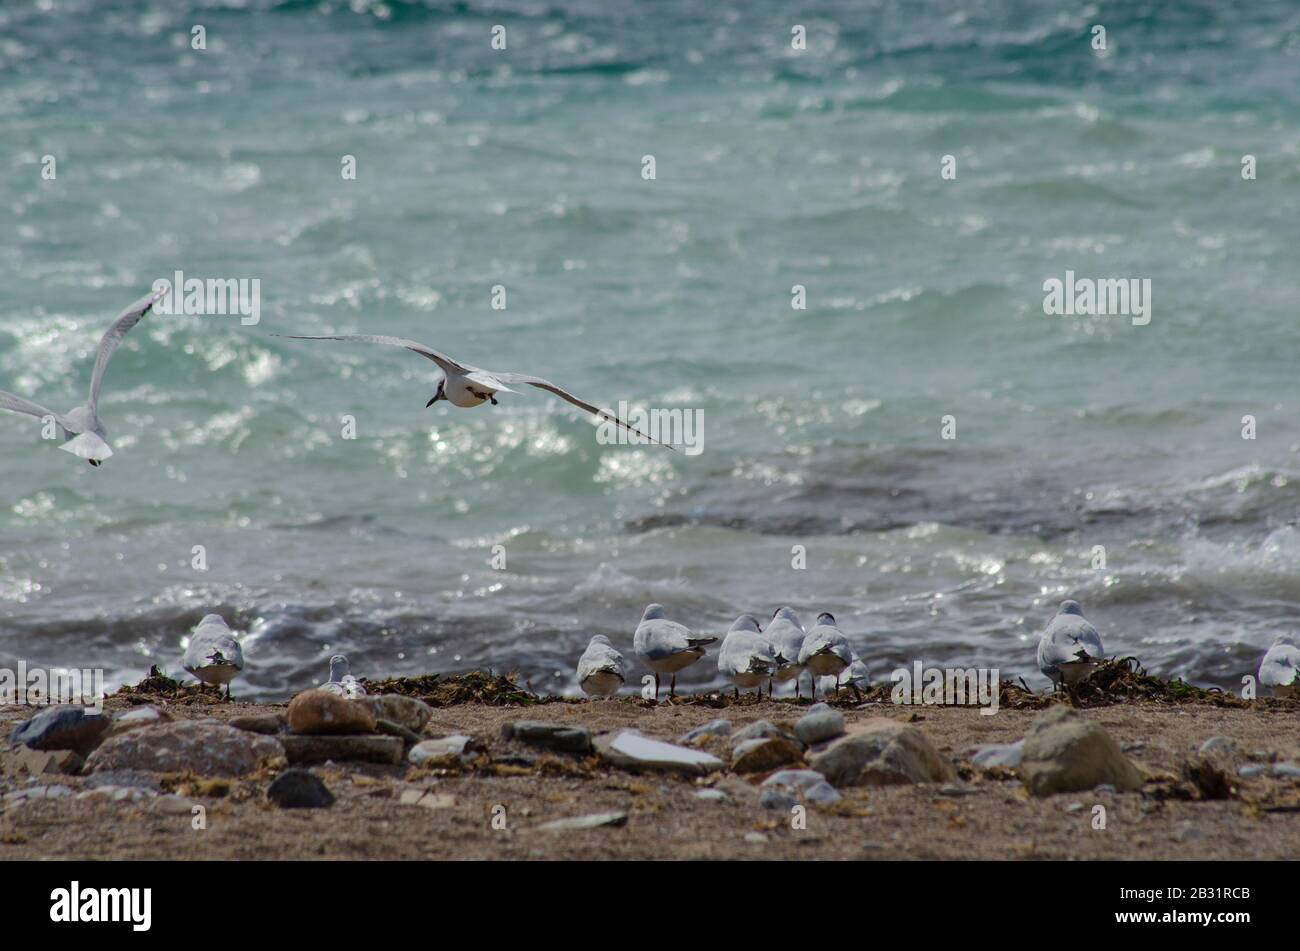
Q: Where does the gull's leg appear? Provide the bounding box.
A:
[734,686,739,700]
[654,672,660,700]
[489,396,498,405]
[670,673,676,698]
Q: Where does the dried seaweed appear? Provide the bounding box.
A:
[115,666,227,707]
[360,670,544,707]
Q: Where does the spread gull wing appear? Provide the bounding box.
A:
[88,289,163,415]
[491,371,675,451]
[278,333,471,378]
[0,389,63,425]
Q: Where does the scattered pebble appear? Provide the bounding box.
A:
[501,721,593,754]
[794,705,845,746]
[535,811,627,832]
[267,769,335,809]
[680,719,731,743]
[287,690,377,735]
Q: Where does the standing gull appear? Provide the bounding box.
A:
[766,607,807,698]
[318,655,367,699]
[841,653,870,700]
[576,635,627,698]
[633,604,717,699]
[799,612,853,700]
[278,332,671,449]
[717,614,778,700]
[1259,635,1300,698]
[1036,600,1105,689]
[182,614,244,700]
[0,290,162,466]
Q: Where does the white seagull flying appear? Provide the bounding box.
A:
[0,290,162,466]
[279,332,672,449]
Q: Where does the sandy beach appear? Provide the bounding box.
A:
[3,673,1298,861]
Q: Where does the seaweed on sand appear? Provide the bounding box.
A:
[360,670,545,707]
[115,666,227,706]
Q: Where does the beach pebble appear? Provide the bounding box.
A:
[77,784,155,803]
[730,736,805,774]
[9,705,110,756]
[680,719,732,743]
[1272,762,1300,778]
[535,811,628,832]
[938,783,976,797]
[399,789,456,809]
[695,788,728,802]
[594,731,722,774]
[970,740,1025,769]
[501,721,593,754]
[1238,764,1268,778]
[287,689,377,735]
[355,694,433,733]
[731,720,787,745]
[810,719,956,787]
[409,735,480,765]
[109,706,171,737]
[1198,736,1238,757]
[4,783,73,803]
[762,769,842,806]
[267,769,335,809]
[229,713,287,735]
[279,734,404,766]
[1018,707,1144,797]
[85,721,286,778]
[84,770,160,791]
[153,794,197,815]
[1,746,83,778]
[794,705,845,746]
[743,832,768,844]
[760,787,798,811]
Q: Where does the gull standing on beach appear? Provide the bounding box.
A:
[633,604,717,699]
[319,654,367,699]
[1036,600,1105,689]
[766,607,807,698]
[1259,635,1300,698]
[576,635,627,698]
[717,614,778,699]
[278,333,670,448]
[841,653,870,699]
[0,290,162,467]
[182,614,245,700]
[799,612,853,700]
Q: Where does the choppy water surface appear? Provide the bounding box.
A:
[2,1,1299,697]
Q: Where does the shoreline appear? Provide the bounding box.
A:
[1,670,1298,861]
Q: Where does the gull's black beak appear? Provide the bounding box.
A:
[426,384,445,408]
[425,395,438,408]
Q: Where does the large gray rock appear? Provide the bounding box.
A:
[1018,707,1144,796]
[9,705,110,756]
[809,718,956,787]
[85,721,285,777]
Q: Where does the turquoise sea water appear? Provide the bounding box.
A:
[2,0,1299,698]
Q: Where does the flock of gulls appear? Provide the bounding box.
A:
[177,597,1300,702]
[3,292,1299,703]
[0,290,667,467]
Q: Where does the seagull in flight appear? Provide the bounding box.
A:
[279,333,671,449]
[0,290,162,466]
